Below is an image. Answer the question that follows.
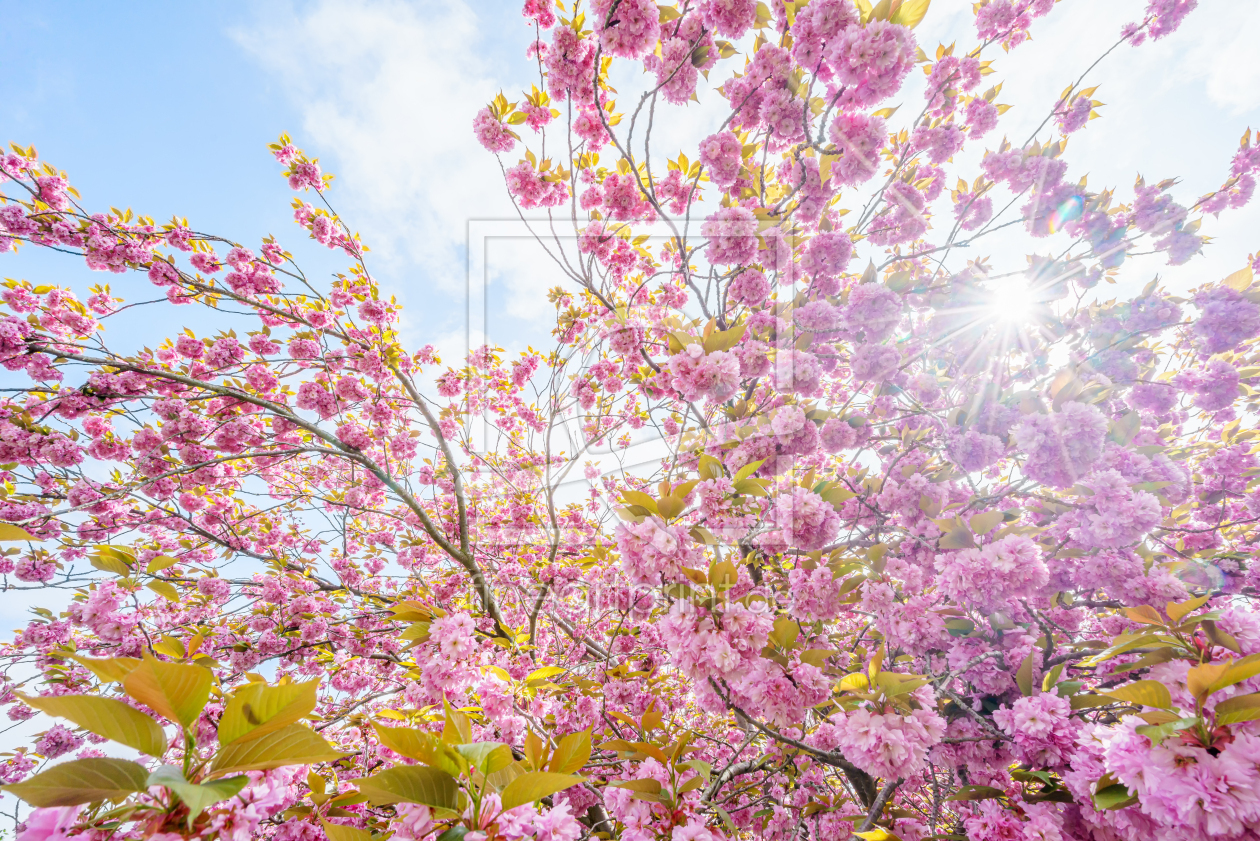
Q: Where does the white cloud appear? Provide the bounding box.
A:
[232,0,532,342]
[1187,5,1260,115]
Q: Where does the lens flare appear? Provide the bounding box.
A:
[1174,560,1226,593]
[1047,194,1085,234]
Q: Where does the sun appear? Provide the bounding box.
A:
[986,276,1039,323]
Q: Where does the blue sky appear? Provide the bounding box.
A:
[1,1,542,361]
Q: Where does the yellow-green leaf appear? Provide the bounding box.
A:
[1209,654,1260,696]
[209,724,346,778]
[1122,605,1163,626]
[1223,266,1254,292]
[938,527,976,550]
[488,759,528,791]
[1214,692,1260,725]
[888,0,930,27]
[839,672,870,692]
[371,723,463,777]
[91,554,130,576]
[697,453,724,480]
[607,778,662,794]
[526,666,566,684]
[1082,633,1167,666]
[320,818,372,841]
[1188,661,1230,701]
[1102,680,1173,710]
[147,581,180,602]
[619,490,658,515]
[456,742,514,775]
[219,680,319,745]
[352,766,460,809]
[656,495,685,519]
[0,758,148,807]
[524,730,545,771]
[945,784,1005,802]
[1166,595,1210,623]
[0,524,40,541]
[148,765,248,825]
[145,554,181,574]
[442,698,473,745]
[1070,694,1114,710]
[548,730,592,774]
[854,828,903,841]
[770,615,799,649]
[500,771,585,810]
[969,511,1004,535]
[17,693,166,756]
[1015,650,1035,697]
[69,655,140,684]
[123,654,212,727]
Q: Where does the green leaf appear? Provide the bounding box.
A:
[218,680,319,745]
[148,765,248,826]
[122,653,212,727]
[17,692,166,756]
[69,655,140,683]
[1093,783,1138,811]
[320,818,373,841]
[456,742,514,775]
[209,724,346,777]
[352,766,460,809]
[1134,717,1197,746]
[373,723,464,777]
[500,771,585,810]
[0,758,148,807]
[548,730,592,774]
[1102,680,1173,710]
[945,784,1005,802]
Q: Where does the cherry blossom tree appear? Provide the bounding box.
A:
[3,0,1260,840]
